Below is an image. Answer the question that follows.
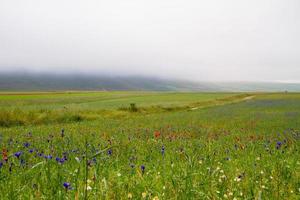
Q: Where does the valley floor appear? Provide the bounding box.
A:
[0,92,299,199]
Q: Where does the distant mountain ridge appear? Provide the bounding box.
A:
[0,73,300,92]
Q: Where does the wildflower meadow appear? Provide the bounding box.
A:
[0,92,299,199]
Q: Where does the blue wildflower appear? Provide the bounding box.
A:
[141,165,145,173]
[14,151,22,158]
[59,158,65,164]
[107,149,112,156]
[161,145,165,156]
[23,142,30,148]
[63,182,72,190]
[276,141,282,149]
[45,155,52,159]
[29,149,34,153]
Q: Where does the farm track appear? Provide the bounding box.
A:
[188,94,255,111]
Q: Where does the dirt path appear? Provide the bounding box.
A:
[189,95,256,111]
[243,95,255,101]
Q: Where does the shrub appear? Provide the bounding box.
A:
[129,103,138,112]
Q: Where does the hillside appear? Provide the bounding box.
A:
[0,73,300,92]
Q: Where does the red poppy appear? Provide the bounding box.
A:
[154,131,161,138]
[2,148,8,161]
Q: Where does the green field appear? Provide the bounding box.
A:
[0,92,299,199]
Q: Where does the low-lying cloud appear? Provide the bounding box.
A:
[0,0,299,82]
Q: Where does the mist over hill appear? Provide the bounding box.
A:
[0,72,300,92]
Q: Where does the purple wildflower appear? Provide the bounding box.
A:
[107,149,112,156]
[14,151,22,158]
[63,182,72,190]
[276,141,282,149]
[23,142,30,148]
[59,158,65,164]
[45,155,52,159]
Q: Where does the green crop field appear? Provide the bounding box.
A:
[0,92,299,199]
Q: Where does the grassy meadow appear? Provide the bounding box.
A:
[0,91,299,199]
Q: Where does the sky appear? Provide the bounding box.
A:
[0,0,299,82]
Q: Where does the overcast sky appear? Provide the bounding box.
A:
[0,0,299,82]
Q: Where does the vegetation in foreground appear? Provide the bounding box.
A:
[0,92,299,199]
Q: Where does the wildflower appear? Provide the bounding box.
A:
[107,149,112,156]
[161,145,165,156]
[142,192,147,198]
[45,155,52,159]
[60,158,66,164]
[153,196,159,200]
[2,148,8,161]
[63,182,72,190]
[141,165,145,174]
[276,141,282,149]
[29,149,34,153]
[23,142,30,148]
[75,157,80,163]
[154,131,161,138]
[128,193,133,199]
[0,161,3,168]
[117,172,121,177]
[63,152,68,160]
[56,157,65,164]
[14,151,22,158]
[234,176,242,182]
[87,186,92,191]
